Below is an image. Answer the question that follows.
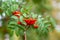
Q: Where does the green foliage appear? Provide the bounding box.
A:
[1,0,56,40]
[0,0,21,16]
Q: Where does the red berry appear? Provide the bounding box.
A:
[24,18,36,25]
[29,18,36,25]
[34,25,38,28]
[30,19,36,25]
[13,11,22,18]
[13,11,22,15]
[17,21,22,25]
[16,15,20,18]
[24,19,30,25]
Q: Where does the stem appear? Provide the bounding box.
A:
[24,31,27,40]
[24,26,30,40]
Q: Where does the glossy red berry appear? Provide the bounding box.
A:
[13,11,21,15]
[24,18,36,25]
[24,19,30,25]
[13,11,22,18]
[30,18,36,25]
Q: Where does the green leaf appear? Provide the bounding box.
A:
[43,21,48,24]
[20,8,24,13]
[45,24,51,28]
[31,12,37,18]
[5,9,12,16]
[8,21,17,25]
[23,13,27,17]
[14,27,20,36]
[11,16,18,21]
[10,4,18,12]
[15,27,24,36]
[8,25,15,29]
[15,30,20,36]
[50,17,56,27]
[17,25,25,30]
[20,16,26,25]
[9,30,14,36]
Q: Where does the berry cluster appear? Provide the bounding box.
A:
[12,11,38,28]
